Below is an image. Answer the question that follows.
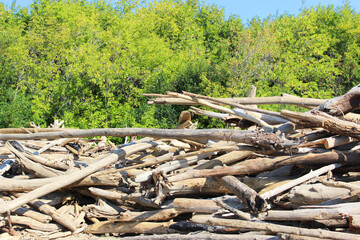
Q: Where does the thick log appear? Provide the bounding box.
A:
[168,150,360,182]
[173,198,221,213]
[9,216,62,232]
[0,128,286,149]
[12,193,78,232]
[260,163,342,200]
[120,233,281,240]
[23,152,70,170]
[0,128,68,134]
[0,198,52,224]
[5,142,63,178]
[195,149,253,170]
[191,214,360,240]
[316,84,360,115]
[216,175,267,213]
[115,208,182,222]
[88,187,160,209]
[281,110,360,139]
[85,220,177,234]
[259,202,360,221]
[189,106,229,119]
[0,170,126,191]
[350,215,360,232]
[287,183,351,205]
[214,199,254,220]
[135,152,213,183]
[0,159,15,176]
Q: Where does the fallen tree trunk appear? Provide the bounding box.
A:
[281,110,360,139]
[316,84,360,116]
[85,220,177,234]
[191,215,360,240]
[146,95,325,107]
[168,150,360,182]
[0,128,287,149]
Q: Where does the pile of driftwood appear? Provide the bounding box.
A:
[1,85,360,239]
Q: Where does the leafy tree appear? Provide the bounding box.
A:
[0,0,360,132]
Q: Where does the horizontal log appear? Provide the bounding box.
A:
[10,215,62,232]
[85,220,177,234]
[316,84,360,116]
[168,150,360,182]
[0,128,286,149]
[173,198,221,213]
[0,128,70,134]
[192,214,360,240]
[120,233,281,240]
[147,95,325,106]
[281,110,360,139]
[259,202,360,221]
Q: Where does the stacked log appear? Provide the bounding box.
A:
[1,86,360,239]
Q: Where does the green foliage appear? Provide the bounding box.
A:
[0,0,360,131]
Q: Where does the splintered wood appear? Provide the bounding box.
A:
[2,85,360,239]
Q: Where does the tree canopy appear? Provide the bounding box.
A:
[0,0,359,131]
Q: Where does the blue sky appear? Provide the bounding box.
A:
[1,0,359,23]
[203,0,359,23]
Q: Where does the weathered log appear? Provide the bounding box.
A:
[258,202,360,221]
[195,149,253,170]
[0,159,15,176]
[135,152,214,183]
[216,175,267,213]
[169,92,273,130]
[214,199,254,220]
[168,150,360,182]
[281,110,360,139]
[120,233,281,240]
[12,193,77,232]
[85,220,177,234]
[260,163,342,200]
[189,106,229,119]
[83,199,125,219]
[9,216,62,232]
[0,198,51,224]
[6,142,63,178]
[287,183,351,205]
[146,94,325,107]
[115,208,182,222]
[0,128,68,134]
[23,152,70,170]
[0,169,127,191]
[183,91,290,122]
[350,215,360,232]
[88,187,160,209]
[191,214,360,240]
[316,84,360,116]
[0,128,286,149]
[170,221,243,234]
[173,198,221,213]
[323,136,357,149]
